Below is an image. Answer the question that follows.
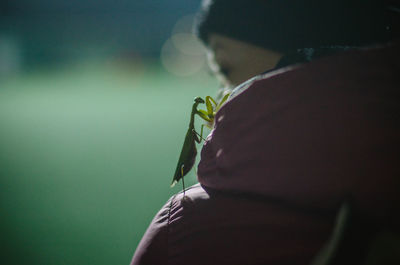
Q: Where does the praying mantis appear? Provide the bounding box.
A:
[171,93,230,195]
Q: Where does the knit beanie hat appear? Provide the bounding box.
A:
[194,0,392,53]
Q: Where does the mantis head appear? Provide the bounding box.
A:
[194,97,205,104]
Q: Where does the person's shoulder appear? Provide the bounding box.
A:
[228,64,299,100]
[130,184,207,265]
[228,41,399,103]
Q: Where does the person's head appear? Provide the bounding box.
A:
[206,33,283,87]
[194,0,392,87]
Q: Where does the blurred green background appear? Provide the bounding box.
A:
[1,1,217,264]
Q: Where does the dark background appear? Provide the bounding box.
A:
[0,0,201,66]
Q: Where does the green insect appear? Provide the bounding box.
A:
[170,97,205,193]
[171,94,230,195]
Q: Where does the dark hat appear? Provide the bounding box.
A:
[194,0,392,52]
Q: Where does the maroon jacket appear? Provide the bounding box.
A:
[131,42,399,265]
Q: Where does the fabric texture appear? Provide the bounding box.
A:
[198,42,400,223]
[131,42,399,265]
[131,184,335,265]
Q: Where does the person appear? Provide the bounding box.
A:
[130,1,399,264]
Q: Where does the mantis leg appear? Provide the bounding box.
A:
[192,128,206,143]
[205,96,216,116]
[197,110,213,123]
[181,165,186,196]
[216,93,230,110]
[200,124,206,141]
